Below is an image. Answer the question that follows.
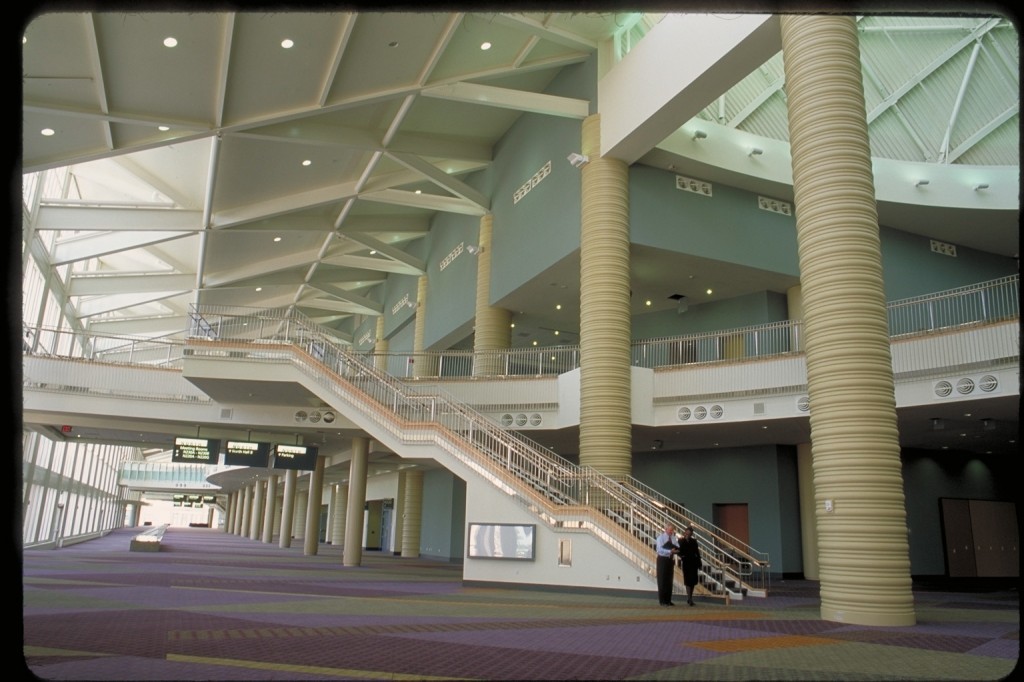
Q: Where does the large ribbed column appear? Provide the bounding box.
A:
[293,489,308,541]
[226,492,237,534]
[579,113,632,478]
[278,469,297,548]
[261,474,278,544]
[412,276,438,378]
[374,317,388,372]
[303,455,325,556]
[343,437,369,567]
[248,479,264,540]
[239,485,252,538]
[472,214,512,377]
[796,442,819,580]
[781,15,914,626]
[332,483,347,547]
[401,469,423,557]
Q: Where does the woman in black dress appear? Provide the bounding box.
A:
[677,526,702,606]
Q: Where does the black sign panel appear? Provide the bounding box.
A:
[224,440,271,467]
[172,437,221,464]
[271,444,319,471]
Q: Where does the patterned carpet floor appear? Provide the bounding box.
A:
[22,527,1019,680]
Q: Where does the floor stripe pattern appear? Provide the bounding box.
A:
[22,528,1018,680]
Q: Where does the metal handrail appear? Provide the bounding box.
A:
[185,303,768,598]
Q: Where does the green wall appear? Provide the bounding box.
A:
[420,468,466,562]
[901,449,1016,576]
[630,444,801,576]
[631,289,789,339]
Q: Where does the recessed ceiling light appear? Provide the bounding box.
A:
[388,41,398,47]
[480,41,492,50]
[414,189,422,194]
[163,37,177,48]
[255,287,263,292]
[706,288,713,295]
[281,39,294,49]
[158,125,169,131]
[532,340,538,346]
[302,159,312,166]
[645,300,652,306]
[41,128,55,136]
[554,330,559,335]
[555,304,561,310]
[369,250,377,255]
[273,236,282,242]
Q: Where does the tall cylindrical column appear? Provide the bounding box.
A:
[781,14,914,626]
[332,483,348,547]
[293,489,308,541]
[473,214,512,377]
[401,469,423,558]
[343,437,369,567]
[304,456,326,556]
[278,469,297,548]
[262,474,278,544]
[412,275,438,377]
[579,113,632,479]
[249,479,264,541]
[239,485,252,538]
[374,317,388,372]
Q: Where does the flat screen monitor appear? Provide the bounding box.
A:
[467,523,536,560]
[271,444,319,471]
[224,440,271,467]
[172,437,221,464]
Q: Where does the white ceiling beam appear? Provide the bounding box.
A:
[76,291,186,318]
[212,179,362,227]
[600,14,781,164]
[51,231,188,265]
[358,188,488,216]
[303,285,383,315]
[318,13,357,107]
[213,14,235,129]
[493,13,600,51]
[297,297,381,316]
[319,253,425,276]
[84,14,113,153]
[68,273,196,296]
[35,205,203,231]
[88,315,189,336]
[338,232,427,272]
[386,151,490,210]
[202,248,323,287]
[421,82,589,119]
[866,18,1002,124]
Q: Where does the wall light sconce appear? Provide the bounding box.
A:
[567,152,589,168]
[748,147,763,157]
[692,130,707,140]
[915,179,930,187]
[466,244,484,255]
[404,300,417,309]
[651,439,664,450]
[982,418,995,431]
[931,417,945,431]
[974,183,989,191]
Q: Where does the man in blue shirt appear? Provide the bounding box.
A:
[655,523,680,606]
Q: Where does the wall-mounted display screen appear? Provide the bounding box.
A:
[271,444,319,471]
[467,523,536,560]
[172,437,221,464]
[224,440,271,467]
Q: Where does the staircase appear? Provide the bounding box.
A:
[185,304,771,601]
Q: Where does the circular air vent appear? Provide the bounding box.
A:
[797,396,810,412]
[529,413,542,426]
[978,375,998,392]
[678,407,691,421]
[515,414,528,426]
[322,411,336,424]
[710,405,723,419]
[500,414,514,427]
[294,410,308,422]
[694,406,707,420]
[309,411,321,423]
[956,377,975,394]
[934,381,953,397]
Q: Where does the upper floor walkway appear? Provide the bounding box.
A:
[22,275,1019,461]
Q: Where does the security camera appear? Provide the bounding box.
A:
[567,153,589,168]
